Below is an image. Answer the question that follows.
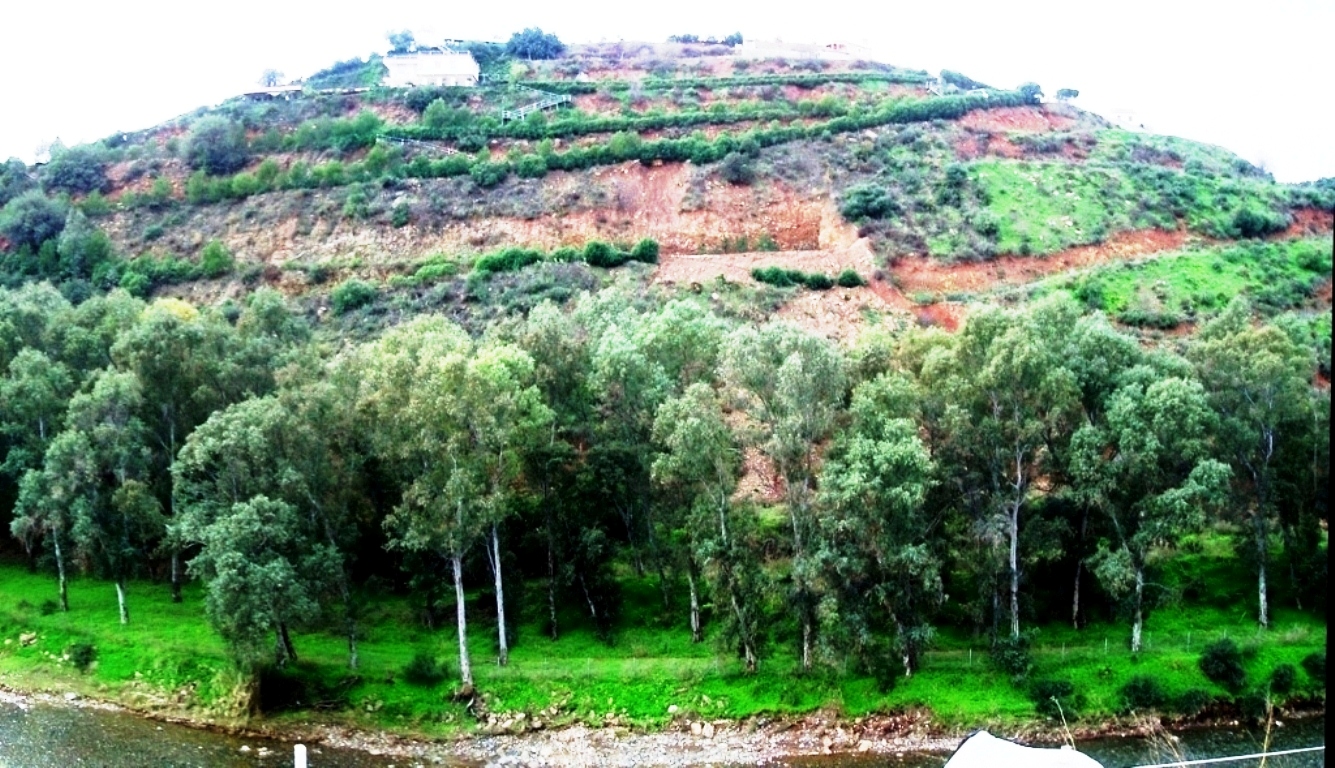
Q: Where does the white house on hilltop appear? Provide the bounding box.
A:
[384,48,480,87]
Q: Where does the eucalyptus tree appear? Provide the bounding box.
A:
[11,468,73,610]
[1071,372,1230,652]
[504,301,595,639]
[37,370,158,623]
[113,299,274,601]
[0,349,73,483]
[720,321,846,671]
[363,317,550,684]
[0,282,70,371]
[927,298,1081,640]
[816,372,937,679]
[652,382,742,644]
[587,317,670,581]
[1189,301,1312,628]
[1056,311,1146,627]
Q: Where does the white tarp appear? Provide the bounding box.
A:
[944,730,1105,768]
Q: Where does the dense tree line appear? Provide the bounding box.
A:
[1,283,1327,687]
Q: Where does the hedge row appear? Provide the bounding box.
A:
[173,92,1025,205]
[519,70,931,96]
[752,266,865,289]
[474,238,659,277]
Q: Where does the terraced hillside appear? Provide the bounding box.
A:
[4,41,1328,341]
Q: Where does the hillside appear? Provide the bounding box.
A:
[3,40,1329,339]
[0,36,1330,759]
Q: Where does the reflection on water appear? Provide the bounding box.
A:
[0,698,1323,768]
[0,701,403,768]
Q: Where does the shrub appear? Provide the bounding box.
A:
[751,266,805,288]
[0,157,36,207]
[514,154,548,179]
[840,184,897,220]
[331,278,377,314]
[803,272,834,290]
[1174,688,1214,716]
[1120,674,1168,712]
[475,247,544,275]
[1301,652,1325,685]
[583,240,628,268]
[719,151,756,185]
[630,238,659,264]
[67,642,97,672]
[835,268,866,287]
[1232,207,1287,238]
[1029,678,1082,719]
[470,161,509,188]
[41,145,107,194]
[402,650,446,686]
[1199,639,1247,692]
[1269,663,1297,695]
[39,599,59,616]
[1,190,68,251]
[185,116,249,176]
[79,191,112,217]
[1238,690,1270,721]
[991,634,1034,681]
[199,240,234,278]
[391,202,411,228]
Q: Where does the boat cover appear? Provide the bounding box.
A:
[943,730,1105,768]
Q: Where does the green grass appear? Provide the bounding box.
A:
[968,159,1147,256]
[1018,238,1331,325]
[0,535,1325,738]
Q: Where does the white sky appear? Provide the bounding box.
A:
[4,0,1332,182]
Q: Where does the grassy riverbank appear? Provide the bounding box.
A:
[0,542,1325,739]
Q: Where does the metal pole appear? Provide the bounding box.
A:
[1126,745,1324,768]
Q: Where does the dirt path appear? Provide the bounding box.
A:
[891,227,1195,295]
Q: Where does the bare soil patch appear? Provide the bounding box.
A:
[958,105,1074,133]
[1282,207,1335,238]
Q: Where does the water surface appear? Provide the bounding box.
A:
[0,698,1323,768]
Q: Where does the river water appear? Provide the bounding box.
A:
[0,698,1324,768]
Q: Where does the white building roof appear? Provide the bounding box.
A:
[944,731,1104,768]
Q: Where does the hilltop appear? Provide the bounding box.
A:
[0,34,1329,763]
[2,37,1329,341]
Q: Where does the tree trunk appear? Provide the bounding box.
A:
[730,591,756,672]
[1255,514,1269,629]
[1131,563,1144,653]
[452,554,473,688]
[687,562,701,643]
[115,580,129,625]
[1009,504,1021,640]
[578,572,599,623]
[168,423,182,603]
[1072,507,1088,629]
[170,549,182,604]
[53,535,69,612]
[280,622,297,662]
[547,535,559,641]
[1279,521,1302,610]
[346,620,359,670]
[801,617,812,672]
[490,525,509,666]
[896,619,913,678]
